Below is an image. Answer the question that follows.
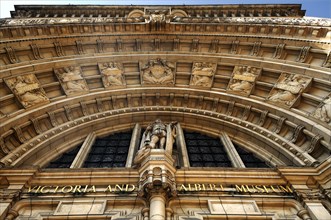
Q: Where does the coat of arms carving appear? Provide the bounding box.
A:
[140,59,175,85]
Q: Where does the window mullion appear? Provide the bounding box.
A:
[219,131,246,168]
[70,132,96,168]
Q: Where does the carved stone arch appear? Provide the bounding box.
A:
[170,9,188,17]
[128,9,144,18]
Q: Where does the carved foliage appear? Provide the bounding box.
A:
[54,66,89,95]
[267,73,311,107]
[190,62,216,87]
[98,62,126,88]
[227,65,261,96]
[4,74,49,108]
[140,59,175,85]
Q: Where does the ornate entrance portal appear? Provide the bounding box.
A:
[0,4,330,220]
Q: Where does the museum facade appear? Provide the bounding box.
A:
[0,4,330,220]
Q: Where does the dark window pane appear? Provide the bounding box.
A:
[185,131,231,168]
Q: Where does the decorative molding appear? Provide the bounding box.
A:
[250,41,261,56]
[273,43,285,59]
[230,40,239,54]
[75,40,84,55]
[30,44,43,60]
[53,41,65,57]
[296,46,311,63]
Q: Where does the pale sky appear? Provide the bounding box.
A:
[0,0,330,18]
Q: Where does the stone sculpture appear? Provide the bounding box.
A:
[141,59,175,85]
[227,65,261,96]
[55,66,89,95]
[133,119,177,166]
[267,73,311,107]
[99,62,125,87]
[4,74,49,108]
[311,95,331,125]
[190,62,216,87]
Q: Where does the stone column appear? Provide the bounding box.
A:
[305,202,330,220]
[126,123,141,167]
[166,207,173,220]
[70,132,96,168]
[175,123,190,167]
[141,208,149,220]
[297,209,312,220]
[219,131,245,168]
[149,193,166,220]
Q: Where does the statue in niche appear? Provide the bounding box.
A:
[5,74,49,108]
[267,73,311,107]
[141,59,175,85]
[311,96,331,125]
[190,62,216,87]
[133,119,177,166]
[55,66,88,95]
[227,65,261,95]
[99,62,125,87]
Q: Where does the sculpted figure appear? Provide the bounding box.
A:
[190,62,216,87]
[141,59,175,85]
[56,66,88,94]
[268,90,296,106]
[100,62,125,87]
[276,74,310,94]
[229,80,253,93]
[7,75,48,108]
[133,119,177,166]
[312,96,331,124]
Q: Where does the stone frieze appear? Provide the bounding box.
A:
[189,62,216,88]
[140,59,175,85]
[98,62,126,88]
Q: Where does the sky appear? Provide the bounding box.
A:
[0,0,330,19]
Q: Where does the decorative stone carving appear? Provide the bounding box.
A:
[273,43,286,59]
[190,62,216,87]
[311,95,331,125]
[133,119,177,166]
[4,74,49,108]
[98,62,126,88]
[54,66,89,95]
[227,65,261,96]
[30,44,43,60]
[250,41,261,56]
[5,47,19,64]
[322,52,331,68]
[296,46,311,63]
[3,16,331,27]
[75,40,84,55]
[140,59,175,85]
[267,73,311,107]
[53,41,65,57]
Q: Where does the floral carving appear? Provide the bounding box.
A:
[4,74,49,108]
[141,59,175,85]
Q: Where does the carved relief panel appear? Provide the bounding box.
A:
[140,59,175,85]
[311,94,331,126]
[98,62,126,88]
[4,74,49,108]
[227,65,261,96]
[267,73,312,108]
[189,62,216,88]
[54,66,89,95]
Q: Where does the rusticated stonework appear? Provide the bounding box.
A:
[140,59,175,85]
[54,66,89,95]
[4,74,49,108]
[189,62,216,88]
[227,66,261,96]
